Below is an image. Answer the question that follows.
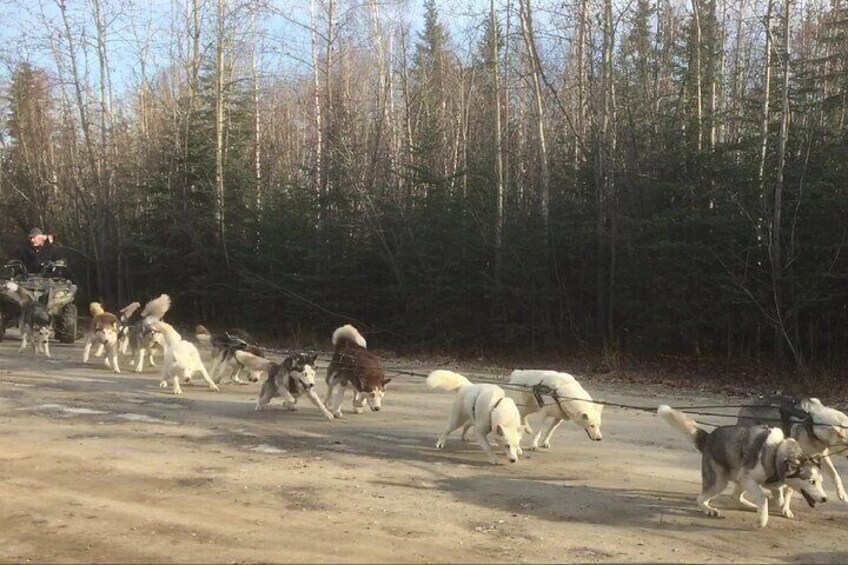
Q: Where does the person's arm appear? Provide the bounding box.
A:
[46,242,64,262]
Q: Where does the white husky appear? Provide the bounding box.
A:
[426,370,525,465]
[150,320,219,395]
[508,369,603,449]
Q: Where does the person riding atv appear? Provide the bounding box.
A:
[0,228,78,343]
[19,227,63,274]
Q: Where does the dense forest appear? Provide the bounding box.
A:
[0,0,846,369]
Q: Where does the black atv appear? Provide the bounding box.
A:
[0,260,79,343]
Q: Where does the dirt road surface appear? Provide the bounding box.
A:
[0,332,846,564]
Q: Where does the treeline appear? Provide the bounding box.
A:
[1,0,847,368]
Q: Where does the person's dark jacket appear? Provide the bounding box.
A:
[18,240,63,274]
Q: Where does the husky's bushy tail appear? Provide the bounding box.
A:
[141,294,171,321]
[332,324,367,350]
[658,405,709,452]
[119,301,141,321]
[90,302,106,317]
[426,370,472,392]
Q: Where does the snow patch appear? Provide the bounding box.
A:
[244,444,288,454]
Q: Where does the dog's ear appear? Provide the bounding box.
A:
[283,356,294,372]
[382,376,392,386]
[779,455,803,481]
[309,353,318,366]
[496,424,504,437]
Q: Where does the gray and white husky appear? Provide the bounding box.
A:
[738,395,848,503]
[2,282,53,356]
[659,404,827,528]
[236,351,334,420]
[119,294,171,372]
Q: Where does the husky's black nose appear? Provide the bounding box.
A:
[371,406,381,412]
[509,457,517,463]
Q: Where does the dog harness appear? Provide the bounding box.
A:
[472,395,504,422]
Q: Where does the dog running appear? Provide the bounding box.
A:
[324,324,390,417]
[235,350,335,420]
[2,282,52,357]
[120,294,171,372]
[82,302,124,372]
[659,404,827,528]
[508,369,603,449]
[195,325,263,384]
[738,395,848,507]
[426,369,525,465]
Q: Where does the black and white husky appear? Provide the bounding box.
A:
[195,325,263,384]
[236,350,334,420]
[2,282,52,356]
[659,404,827,528]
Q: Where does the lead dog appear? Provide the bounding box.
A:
[426,370,525,465]
[324,324,390,417]
[738,395,848,505]
[2,282,52,356]
[150,320,219,395]
[508,369,603,449]
[659,404,827,528]
[236,351,335,420]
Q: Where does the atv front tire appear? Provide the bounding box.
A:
[55,303,78,344]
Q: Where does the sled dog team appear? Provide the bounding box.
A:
[4,291,848,529]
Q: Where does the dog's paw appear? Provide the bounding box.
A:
[333,411,344,419]
[837,489,847,503]
[354,407,364,414]
[488,456,499,465]
[210,384,220,393]
[701,507,721,518]
[435,440,446,449]
[781,508,795,519]
[516,446,524,456]
[540,440,551,449]
[173,388,183,395]
[159,380,168,389]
